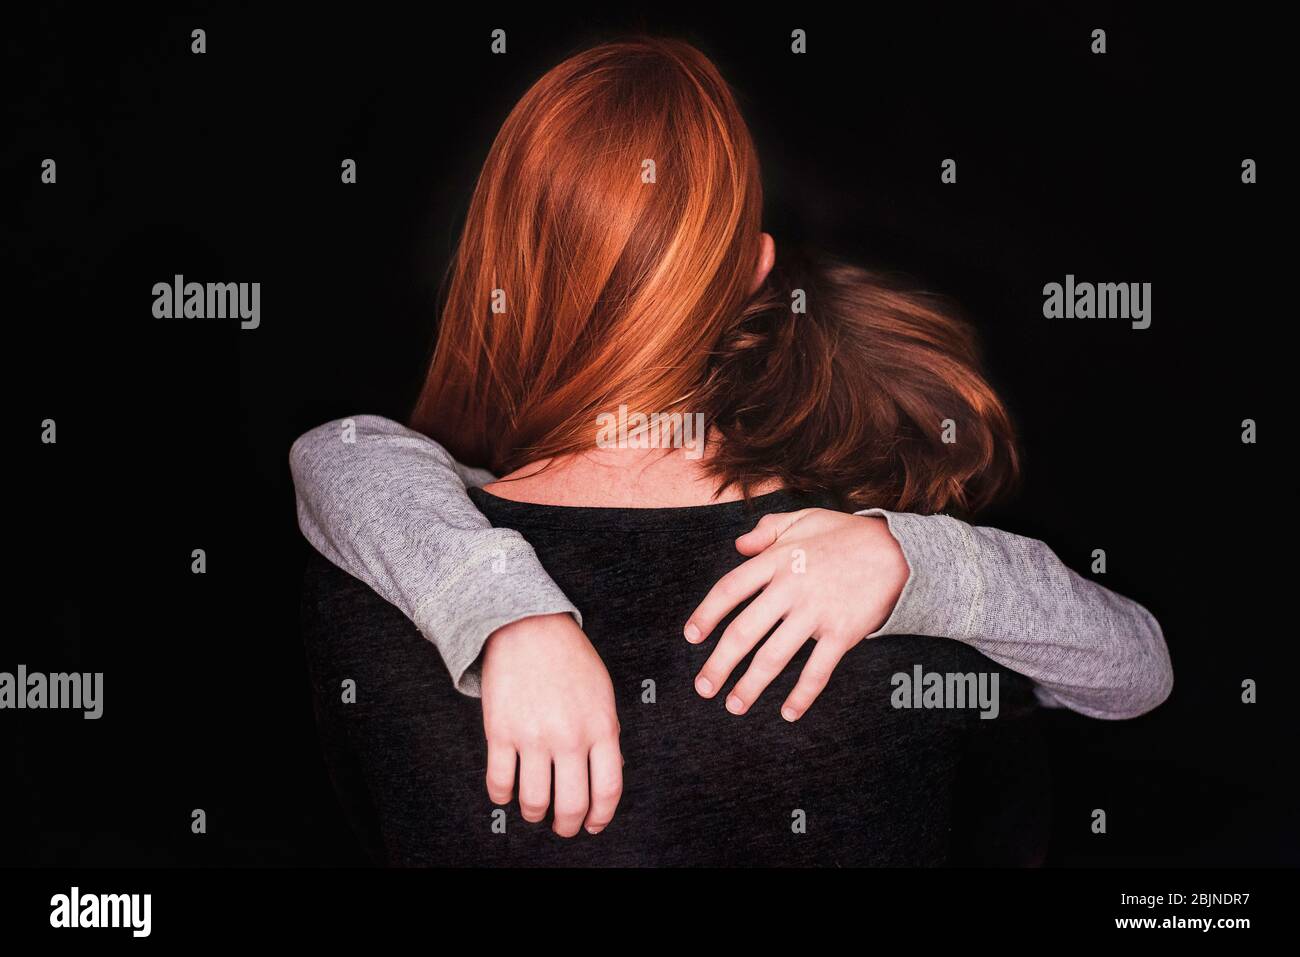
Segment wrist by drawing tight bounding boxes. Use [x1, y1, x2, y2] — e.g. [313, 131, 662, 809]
[853, 509, 915, 636]
[860, 513, 907, 573]
[487, 611, 571, 650]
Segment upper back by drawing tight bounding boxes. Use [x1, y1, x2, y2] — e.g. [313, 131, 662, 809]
[464, 485, 1045, 865]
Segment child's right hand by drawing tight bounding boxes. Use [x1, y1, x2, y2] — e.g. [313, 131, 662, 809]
[480, 613, 623, 837]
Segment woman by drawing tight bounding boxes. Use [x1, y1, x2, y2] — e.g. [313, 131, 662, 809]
[292, 37, 1171, 865]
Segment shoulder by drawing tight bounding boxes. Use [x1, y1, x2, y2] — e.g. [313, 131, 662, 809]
[300, 549, 412, 641]
[298, 548, 454, 688]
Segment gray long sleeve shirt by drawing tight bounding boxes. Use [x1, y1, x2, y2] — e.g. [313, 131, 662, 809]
[289, 414, 1173, 719]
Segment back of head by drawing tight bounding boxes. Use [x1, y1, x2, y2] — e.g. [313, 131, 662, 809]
[413, 36, 1018, 516]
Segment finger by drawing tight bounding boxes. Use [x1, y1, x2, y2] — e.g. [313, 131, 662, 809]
[485, 740, 517, 805]
[696, 585, 788, 699]
[684, 555, 776, 645]
[725, 614, 815, 715]
[517, 749, 552, 824]
[734, 509, 816, 556]
[550, 751, 590, 838]
[781, 638, 851, 721]
[584, 737, 624, 835]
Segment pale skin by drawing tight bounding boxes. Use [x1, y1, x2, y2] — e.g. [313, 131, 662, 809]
[479, 231, 909, 837]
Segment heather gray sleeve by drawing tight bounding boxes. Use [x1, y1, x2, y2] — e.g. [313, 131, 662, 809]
[290, 415, 1171, 719]
[288, 415, 582, 697]
[857, 508, 1173, 720]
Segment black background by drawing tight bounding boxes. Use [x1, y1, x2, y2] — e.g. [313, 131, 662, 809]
[4, 2, 1294, 868]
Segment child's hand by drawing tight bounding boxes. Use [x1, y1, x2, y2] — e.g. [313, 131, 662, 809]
[684, 509, 909, 721]
[481, 613, 623, 837]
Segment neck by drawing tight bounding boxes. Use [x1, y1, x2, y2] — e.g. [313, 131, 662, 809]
[483, 441, 782, 508]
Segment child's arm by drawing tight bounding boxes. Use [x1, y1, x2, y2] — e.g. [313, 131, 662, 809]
[288, 414, 581, 696]
[858, 508, 1172, 719]
[290, 414, 1170, 718]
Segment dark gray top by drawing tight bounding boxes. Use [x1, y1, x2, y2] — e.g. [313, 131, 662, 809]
[301, 486, 1048, 865]
[289, 415, 1174, 718]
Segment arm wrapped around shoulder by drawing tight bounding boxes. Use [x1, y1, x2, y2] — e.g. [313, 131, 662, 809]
[288, 414, 581, 695]
[859, 508, 1173, 720]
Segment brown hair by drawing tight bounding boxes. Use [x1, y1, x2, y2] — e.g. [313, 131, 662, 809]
[411, 36, 1018, 515]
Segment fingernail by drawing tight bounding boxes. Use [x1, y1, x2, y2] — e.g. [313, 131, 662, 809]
[684, 622, 700, 642]
[781, 707, 798, 722]
[726, 695, 744, 714]
[586, 825, 604, 835]
[695, 676, 713, 695]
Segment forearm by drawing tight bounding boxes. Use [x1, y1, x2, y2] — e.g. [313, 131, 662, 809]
[290, 416, 1173, 716]
[288, 414, 581, 696]
[858, 509, 1173, 719]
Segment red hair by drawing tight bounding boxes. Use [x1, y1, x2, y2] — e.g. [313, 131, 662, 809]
[411, 37, 1017, 515]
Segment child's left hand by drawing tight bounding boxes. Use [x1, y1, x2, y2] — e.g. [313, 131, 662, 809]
[684, 508, 910, 721]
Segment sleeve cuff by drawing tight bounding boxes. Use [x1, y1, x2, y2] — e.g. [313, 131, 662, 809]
[853, 508, 984, 641]
[412, 538, 583, 698]
[429, 600, 585, 697]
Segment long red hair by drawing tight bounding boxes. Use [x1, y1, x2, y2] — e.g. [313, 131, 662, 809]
[411, 36, 1017, 515]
